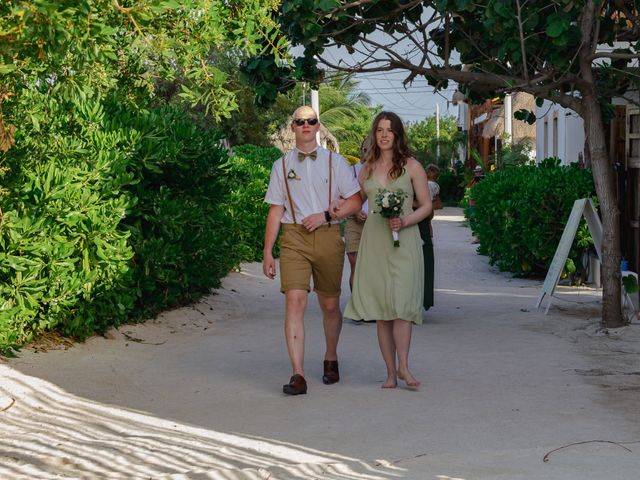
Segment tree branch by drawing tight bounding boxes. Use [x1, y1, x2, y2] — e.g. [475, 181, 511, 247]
[112, 0, 150, 46]
[516, 0, 530, 82]
[444, 13, 450, 68]
[330, 0, 423, 15]
[578, 1, 598, 88]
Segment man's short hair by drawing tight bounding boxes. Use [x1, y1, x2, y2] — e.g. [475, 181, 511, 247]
[292, 106, 318, 122]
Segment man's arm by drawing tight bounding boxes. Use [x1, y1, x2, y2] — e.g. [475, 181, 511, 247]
[263, 204, 284, 279]
[332, 192, 362, 220]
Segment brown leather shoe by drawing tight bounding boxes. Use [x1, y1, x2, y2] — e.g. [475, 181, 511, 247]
[283, 374, 307, 395]
[322, 360, 340, 385]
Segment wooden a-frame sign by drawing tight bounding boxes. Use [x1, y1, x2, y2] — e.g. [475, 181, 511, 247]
[536, 198, 602, 314]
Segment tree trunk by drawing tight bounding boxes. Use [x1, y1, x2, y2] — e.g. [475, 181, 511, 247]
[577, 2, 625, 328]
[582, 96, 625, 327]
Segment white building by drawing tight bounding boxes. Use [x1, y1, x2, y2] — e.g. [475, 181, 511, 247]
[535, 101, 585, 166]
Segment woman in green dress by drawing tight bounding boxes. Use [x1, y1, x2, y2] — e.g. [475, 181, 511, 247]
[344, 112, 432, 389]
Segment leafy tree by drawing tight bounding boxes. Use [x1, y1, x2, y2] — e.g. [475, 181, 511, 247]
[407, 115, 465, 167]
[497, 140, 535, 169]
[0, 0, 285, 133]
[227, 70, 372, 150]
[221, 71, 376, 154]
[315, 73, 376, 156]
[213, 50, 299, 146]
[263, 0, 640, 328]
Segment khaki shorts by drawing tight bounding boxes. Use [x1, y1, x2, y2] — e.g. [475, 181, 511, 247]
[280, 224, 345, 296]
[344, 217, 364, 254]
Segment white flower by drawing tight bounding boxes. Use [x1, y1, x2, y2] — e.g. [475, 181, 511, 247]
[287, 169, 300, 180]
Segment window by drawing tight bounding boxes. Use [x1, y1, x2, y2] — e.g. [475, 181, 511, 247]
[543, 119, 549, 158]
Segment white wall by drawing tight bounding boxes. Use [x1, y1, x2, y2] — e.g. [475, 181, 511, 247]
[536, 101, 585, 165]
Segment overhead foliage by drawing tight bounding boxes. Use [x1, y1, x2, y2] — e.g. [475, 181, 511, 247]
[0, 0, 286, 126]
[273, 0, 639, 111]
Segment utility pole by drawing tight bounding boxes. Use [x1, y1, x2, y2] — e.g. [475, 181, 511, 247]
[504, 94, 512, 144]
[311, 89, 321, 145]
[436, 103, 440, 164]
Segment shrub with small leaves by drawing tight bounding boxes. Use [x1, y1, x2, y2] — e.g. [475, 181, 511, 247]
[467, 160, 596, 276]
[219, 144, 282, 262]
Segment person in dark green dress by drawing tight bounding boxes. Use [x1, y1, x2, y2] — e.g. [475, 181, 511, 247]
[419, 164, 441, 310]
[418, 215, 434, 310]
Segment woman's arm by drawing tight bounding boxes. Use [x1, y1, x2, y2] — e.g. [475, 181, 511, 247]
[397, 159, 432, 228]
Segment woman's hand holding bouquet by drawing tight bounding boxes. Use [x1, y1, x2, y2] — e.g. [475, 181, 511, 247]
[374, 188, 407, 247]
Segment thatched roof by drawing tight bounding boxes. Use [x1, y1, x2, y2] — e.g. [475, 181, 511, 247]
[482, 108, 504, 138]
[481, 92, 536, 141]
[271, 123, 340, 153]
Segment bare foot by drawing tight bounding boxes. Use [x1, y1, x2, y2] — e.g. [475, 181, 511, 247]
[381, 375, 397, 389]
[398, 369, 420, 389]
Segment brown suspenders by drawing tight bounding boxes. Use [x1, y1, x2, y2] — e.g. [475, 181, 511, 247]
[282, 155, 298, 224]
[282, 151, 333, 225]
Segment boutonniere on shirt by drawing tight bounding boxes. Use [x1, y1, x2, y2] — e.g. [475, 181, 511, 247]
[287, 168, 301, 180]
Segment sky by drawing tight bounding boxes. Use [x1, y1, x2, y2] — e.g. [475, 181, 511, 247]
[351, 70, 457, 123]
[320, 22, 458, 124]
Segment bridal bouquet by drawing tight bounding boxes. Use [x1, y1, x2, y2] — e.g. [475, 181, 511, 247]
[374, 188, 407, 247]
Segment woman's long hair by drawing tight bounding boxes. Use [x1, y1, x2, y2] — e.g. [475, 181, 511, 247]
[364, 111, 413, 181]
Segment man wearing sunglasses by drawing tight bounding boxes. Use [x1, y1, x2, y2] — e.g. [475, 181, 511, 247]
[263, 106, 362, 395]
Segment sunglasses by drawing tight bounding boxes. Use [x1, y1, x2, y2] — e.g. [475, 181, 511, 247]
[293, 118, 319, 126]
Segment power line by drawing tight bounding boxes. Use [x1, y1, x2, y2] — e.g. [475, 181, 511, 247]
[355, 86, 456, 93]
[359, 77, 416, 112]
[320, 47, 458, 117]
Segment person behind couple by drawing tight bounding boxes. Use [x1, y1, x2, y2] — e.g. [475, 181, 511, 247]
[344, 137, 372, 292]
[419, 163, 442, 311]
[262, 106, 362, 396]
[426, 164, 441, 205]
[342, 111, 432, 389]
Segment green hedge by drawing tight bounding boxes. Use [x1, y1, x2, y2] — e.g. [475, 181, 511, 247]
[438, 165, 465, 203]
[111, 104, 240, 321]
[466, 159, 596, 276]
[219, 144, 282, 262]
[0, 94, 137, 348]
[0, 92, 277, 353]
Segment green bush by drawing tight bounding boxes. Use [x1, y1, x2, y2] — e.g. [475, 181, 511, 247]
[219, 144, 282, 262]
[438, 164, 465, 203]
[0, 87, 284, 353]
[109, 104, 240, 320]
[0, 94, 136, 348]
[467, 159, 596, 276]
[496, 140, 535, 168]
[0, 97, 228, 352]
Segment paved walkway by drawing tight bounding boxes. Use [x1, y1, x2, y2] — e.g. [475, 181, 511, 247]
[1, 207, 639, 479]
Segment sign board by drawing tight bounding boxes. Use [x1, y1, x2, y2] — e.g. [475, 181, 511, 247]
[536, 198, 602, 314]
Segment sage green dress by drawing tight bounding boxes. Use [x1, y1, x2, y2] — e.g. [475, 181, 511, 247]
[345, 171, 424, 324]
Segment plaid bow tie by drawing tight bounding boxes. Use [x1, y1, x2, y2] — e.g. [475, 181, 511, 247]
[298, 150, 317, 162]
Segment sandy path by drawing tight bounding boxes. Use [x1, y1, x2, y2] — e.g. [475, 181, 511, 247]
[2, 207, 639, 479]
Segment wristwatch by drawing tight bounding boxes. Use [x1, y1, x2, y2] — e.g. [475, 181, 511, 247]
[324, 210, 332, 223]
